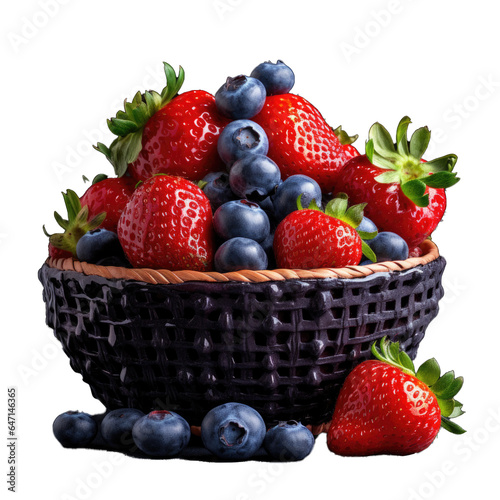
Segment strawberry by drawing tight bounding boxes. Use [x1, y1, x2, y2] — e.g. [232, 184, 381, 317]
[80, 175, 136, 233]
[273, 193, 376, 269]
[117, 174, 214, 270]
[335, 117, 459, 249]
[332, 125, 360, 161]
[95, 63, 229, 183]
[43, 189, 106, 257]
[327, 337, 465, 456]
[253, 94, 354, 192]
[48, 243, 72, 260]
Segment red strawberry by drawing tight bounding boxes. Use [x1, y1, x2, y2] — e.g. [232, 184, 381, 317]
[43, 189, 106, 257]
[95, 63, 229, 183]
[341, 143, 360, 161]
[332, 125, 360, 161]
[117, 175, 214, 270]
[80, 175, 136, 232]
[335, 117, 459, 249]
[253, 94, 352, 192]
[327, 337, 465, 456]
[48, 243, 72, 260]
[273, 193, 376, 269]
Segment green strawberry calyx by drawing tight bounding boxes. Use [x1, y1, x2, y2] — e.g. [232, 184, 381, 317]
[43, 189, 106, 257]
[371, 337, 466, 435]
[365, 116, 459, 207]
[297, 192, 378, 262]
[94, 62, 185, 178]
[332, 125, 358, 146]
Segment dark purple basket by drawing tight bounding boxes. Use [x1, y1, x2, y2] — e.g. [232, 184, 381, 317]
[38, 253, 445, 429]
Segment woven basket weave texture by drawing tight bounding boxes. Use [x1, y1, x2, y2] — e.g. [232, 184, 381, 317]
[38, 253, 446, 427]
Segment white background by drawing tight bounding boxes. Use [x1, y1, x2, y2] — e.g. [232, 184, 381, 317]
[2, 0, 499, 499]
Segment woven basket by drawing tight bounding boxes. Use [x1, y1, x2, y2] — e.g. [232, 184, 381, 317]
[38, 240, 445, 433]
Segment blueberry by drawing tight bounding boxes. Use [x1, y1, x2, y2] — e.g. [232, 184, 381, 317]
[356, 216, 378, 234]
[213, 200, 270, 242]
[76, 228, 124, 264]
[229, 154, 281, 200]
[250, 60, 295, 96]
[202, 171, 225, 183]
[264, 421, 315, 461]
[255, 195, 277, 224]
[94, 254, 132, 267]
[100, 408, 144, 450]
[217, 119, 269, 168]
[53, 411, 97, 448]
[215, 75, 266, 119]
[214, 237, 268, 272]
[367, 231, 409, 262]
[260, 231, 276, 269]
[201, 403, 266, 461]
[131, 410, 191, 457]
[202, 171, 237, 210]
[272, 174, 322, 222]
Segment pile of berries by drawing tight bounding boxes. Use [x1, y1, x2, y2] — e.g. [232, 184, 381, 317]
[52, 339, 465, 459]
[45, 61, 465, 458]
[53, 402, 315, 462]
[44, 60, 459, 274]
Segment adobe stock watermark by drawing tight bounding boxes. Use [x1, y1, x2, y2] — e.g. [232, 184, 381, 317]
[339, 0, 416, 64]
[427, 74, 500, 155]
[439, 274, 467, 313]
[17, 334, 62, 386]
[60, 455, 127, 500]
[50, 65, 167, 183]
[234, 461, 286, 500]
[406, 406, 500, 500]
[7, 0, 72, 54]
[212, 0, 245, 21]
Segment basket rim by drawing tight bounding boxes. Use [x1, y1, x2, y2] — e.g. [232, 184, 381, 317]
[44, 239, 440, 285]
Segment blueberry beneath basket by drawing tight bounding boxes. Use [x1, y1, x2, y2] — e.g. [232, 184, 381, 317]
[52, 403, 316, 462]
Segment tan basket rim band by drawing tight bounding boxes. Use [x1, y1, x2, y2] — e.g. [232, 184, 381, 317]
[45, 239, 439, 285]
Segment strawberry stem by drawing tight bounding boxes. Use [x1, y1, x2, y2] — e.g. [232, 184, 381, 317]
[297, 193, 378, 262]
[94, 62, 185, 177]
[371, 337, 466, 434]
[371, 337, 415, 376]
[43, 189, 106, 257]
[364, 116, 459, 207]
[331, 125, 358, 146]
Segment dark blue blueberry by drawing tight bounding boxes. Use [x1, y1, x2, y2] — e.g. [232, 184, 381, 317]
[250, 60, 295, 96]
[201, 171, 224, 183]
[201, 403, 266, 461]
[94, 254, 131, 268]
[217, 119, 269, 168]
[202, 171, 237, 211]
[229, 154, 281, 201]
[356, 216, 378, 234]
[213, 200, 270, 242]
[256, 195, 276, 216]
[264, 421, 315, 461]
[215, 75, 266, 119]
[367, 231, 409, 262]
[359, 258, 374, 265]
[100, 408, 144, 450]
[53, 411, 97, 448]
[272, 174, 322, 222]
[131, 410, 191, 457]
[76, 228, 123, 264]
[260, 231, 276, 269]
[214, 237, 268, 272]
